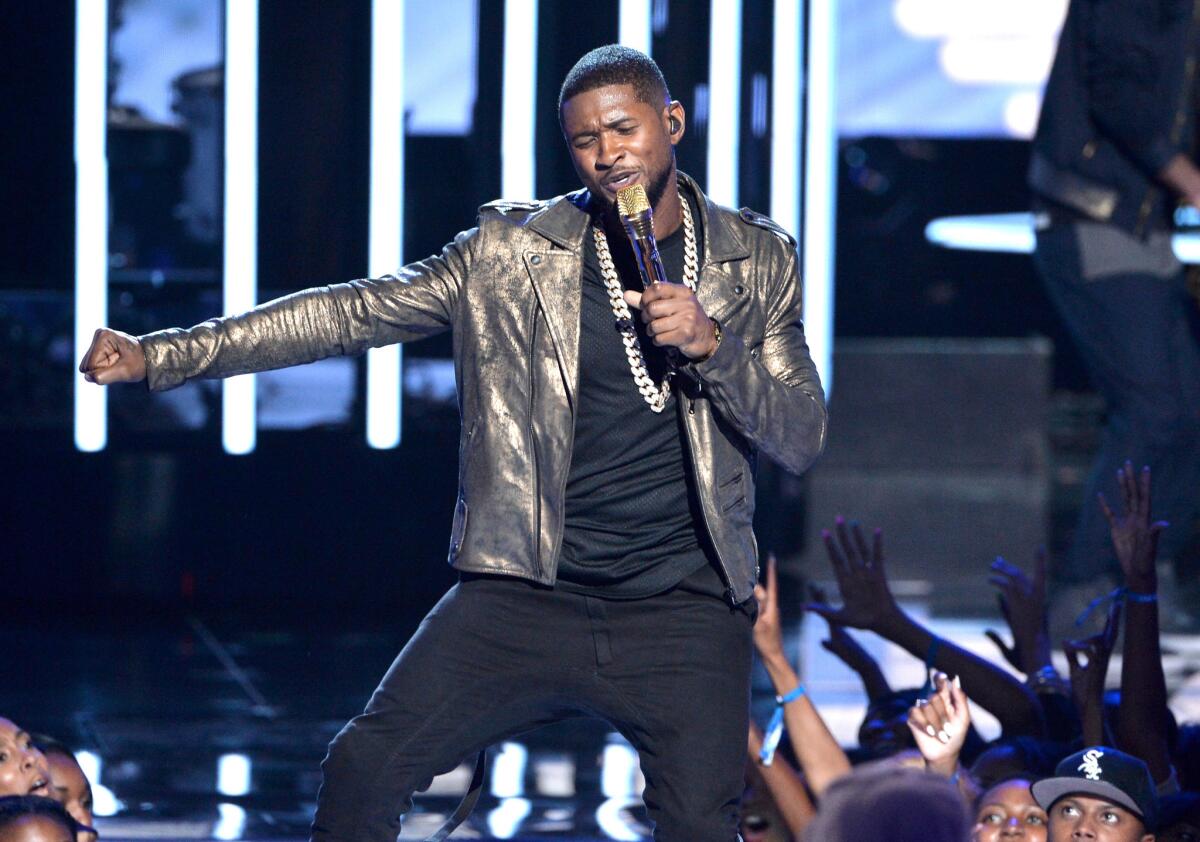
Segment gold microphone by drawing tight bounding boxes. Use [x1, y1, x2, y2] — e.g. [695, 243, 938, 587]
[616, 184, 670, 287]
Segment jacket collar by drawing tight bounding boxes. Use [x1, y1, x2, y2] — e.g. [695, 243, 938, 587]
[525, 171, 751, 266]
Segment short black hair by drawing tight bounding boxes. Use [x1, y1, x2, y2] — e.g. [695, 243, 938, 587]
[0, 795, 79, 836]
[558, 45, 670, 115]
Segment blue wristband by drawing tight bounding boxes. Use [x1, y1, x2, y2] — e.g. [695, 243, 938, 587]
[759, 685, 806, 766]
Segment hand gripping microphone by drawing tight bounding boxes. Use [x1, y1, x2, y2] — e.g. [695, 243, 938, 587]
[615, 183, 669, 287]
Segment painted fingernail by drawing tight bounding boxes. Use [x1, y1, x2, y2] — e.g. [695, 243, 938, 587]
[943, 724, 958, 738]
[952, 675, 961, 688]
[938, 731, 950, 743]
[925, 725, 937, 738]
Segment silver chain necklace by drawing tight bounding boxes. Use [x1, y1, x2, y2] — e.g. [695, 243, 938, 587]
[591, 194, 698, 413]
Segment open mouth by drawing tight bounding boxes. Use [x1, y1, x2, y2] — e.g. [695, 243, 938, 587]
[603, 171, 639, 191]
[29, 776, 50, 796]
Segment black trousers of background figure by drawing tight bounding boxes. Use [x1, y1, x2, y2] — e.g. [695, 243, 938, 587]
[1034, 224, 1200, 587]
[309, 572, 754, 842]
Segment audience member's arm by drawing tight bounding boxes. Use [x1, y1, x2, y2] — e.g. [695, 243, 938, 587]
[907, 672, 979, 803]
[1103, 462, 1173, 785]
[753, 554, 853, 797]
[810, 583, 893, 704]
[984, 549, 1056, 677]
[1063, 600, 1121, 748]
[747, 722, 816, 836]
[808, 520, 1045, 737]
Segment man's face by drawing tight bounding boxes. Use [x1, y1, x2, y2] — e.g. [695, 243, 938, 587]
[1047, 795, 1152, 842]
[560, 83, 682, 211]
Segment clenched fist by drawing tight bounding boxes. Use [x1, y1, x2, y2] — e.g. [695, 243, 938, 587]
[78, 328, 147, 385]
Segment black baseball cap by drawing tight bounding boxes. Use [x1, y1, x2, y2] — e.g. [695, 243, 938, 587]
[1031, 746, 1158, 830]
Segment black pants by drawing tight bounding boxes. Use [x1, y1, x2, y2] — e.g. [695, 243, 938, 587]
[310, 571, 754, 842]
[1034, 224, 1200, 583]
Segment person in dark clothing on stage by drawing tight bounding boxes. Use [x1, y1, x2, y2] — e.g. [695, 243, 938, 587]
[1029, 0, 1200, 619]
[78, 45, 827, 842]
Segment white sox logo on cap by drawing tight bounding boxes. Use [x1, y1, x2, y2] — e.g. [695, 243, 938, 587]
[1078, 749, 1104, 781]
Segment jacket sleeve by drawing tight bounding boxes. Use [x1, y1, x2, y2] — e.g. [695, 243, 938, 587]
[1085, 1, 1191, 177]
[689, 245, 828, 476]
[140, 227, 474, 391]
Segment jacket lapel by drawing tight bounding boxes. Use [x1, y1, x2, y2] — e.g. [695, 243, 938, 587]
[681, 173, 751, 325]
[524, 195, 590, 405]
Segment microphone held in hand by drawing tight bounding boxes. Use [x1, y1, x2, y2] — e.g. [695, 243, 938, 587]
[616, 184, 669, 287]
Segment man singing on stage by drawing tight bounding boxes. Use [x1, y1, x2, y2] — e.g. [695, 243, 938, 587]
[80, 46, 826, 842]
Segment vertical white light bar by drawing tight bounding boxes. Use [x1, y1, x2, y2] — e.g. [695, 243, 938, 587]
[74, 0, 109, 452]
[501, 0, 538, 199]
[222, 0, 259, 455]
[367, 0, 404, 449]
[803, 0, 837, 391]
[706, 0, 742, 206]
[618, 0, 653, 55]
[770, 0, 801, 237]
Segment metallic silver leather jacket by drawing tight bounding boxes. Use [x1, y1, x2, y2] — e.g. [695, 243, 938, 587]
[140, 173, 827, 603]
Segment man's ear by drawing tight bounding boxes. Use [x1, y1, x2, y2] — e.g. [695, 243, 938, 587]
[665, 100, 685, 144]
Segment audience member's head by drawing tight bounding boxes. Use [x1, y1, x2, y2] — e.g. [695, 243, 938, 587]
[972, 737, 1070, 791]
[0, 796, 77, 842]
[739, 773, 793, 842]
[29, 740, 91, 831]
[1031, 747, 1157, 842]
[1157, 792, 1200, 842]
[972, 777, 1048, 841]
[0, 722, 50, 799]
[857, 689, 920, 758]
[801, 764, 970, 842]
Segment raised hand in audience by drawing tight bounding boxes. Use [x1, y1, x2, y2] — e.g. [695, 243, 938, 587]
[1103, 462, 1174, 786]
[907, 672, 971, 781]
[1062, 598, 1121, 748]
[808, 518, 1045, 738]
[984, 548, 1055, 678]
[1100, 462, 1169, 593]
[752, 553, 852, 797]
[810, 583, 892, 704]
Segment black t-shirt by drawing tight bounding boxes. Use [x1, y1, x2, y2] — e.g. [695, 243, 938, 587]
[555, 192, 718, 599]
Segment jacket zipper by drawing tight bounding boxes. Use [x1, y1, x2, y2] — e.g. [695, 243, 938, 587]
[527, 301, 543, 580]
[679, 368, 740, 605]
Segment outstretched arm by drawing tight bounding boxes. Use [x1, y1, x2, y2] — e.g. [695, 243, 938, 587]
[1063, 599, 1121, 749]
[983, 548, 1055, 678]
[808, 520, 1045, 738]
[810, 583, 892, 704]
[80, 228, 473, 392]
[1105, 462, 1173, 785]
[752, 554, 852, 797]
[747, 723, 815, 836]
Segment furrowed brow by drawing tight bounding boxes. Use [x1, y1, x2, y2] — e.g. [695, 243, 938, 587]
[603, 116, 637, 129]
